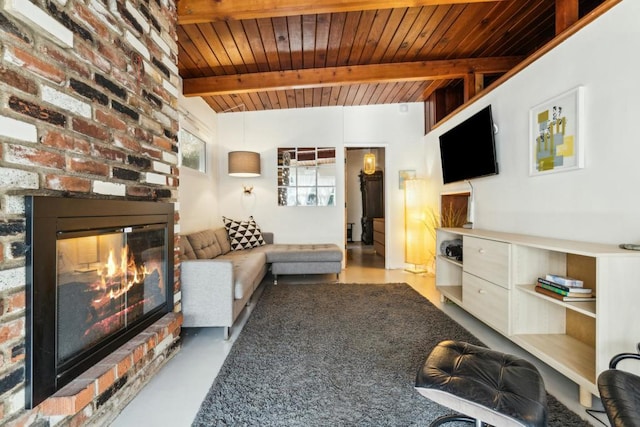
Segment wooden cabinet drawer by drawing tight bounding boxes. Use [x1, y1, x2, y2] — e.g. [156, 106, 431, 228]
[373, 241, 385, 257]
[463, 236, 510, 288]
[373, 218, 384, 257]
[463, 272, 509, 334]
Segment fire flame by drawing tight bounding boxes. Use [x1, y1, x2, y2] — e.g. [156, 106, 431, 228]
[93, 245, 151, 304]
[106, 249, 117, 277]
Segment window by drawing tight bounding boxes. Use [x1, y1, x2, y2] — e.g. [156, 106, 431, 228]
[179, 128, 206, 172]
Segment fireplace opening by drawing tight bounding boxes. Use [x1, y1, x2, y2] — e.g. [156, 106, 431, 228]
[56, 226, 167, 367]
[25, 197, 174, 409]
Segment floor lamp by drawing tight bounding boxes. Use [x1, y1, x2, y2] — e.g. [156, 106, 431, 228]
[404, 179, 429, 273]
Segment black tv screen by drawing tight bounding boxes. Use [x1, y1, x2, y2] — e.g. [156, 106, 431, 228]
[439, 105, 499, 184]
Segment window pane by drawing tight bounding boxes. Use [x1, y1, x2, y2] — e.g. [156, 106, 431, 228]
[179, 129, 206, 172]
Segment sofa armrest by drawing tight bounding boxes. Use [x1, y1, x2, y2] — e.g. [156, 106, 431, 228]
[180, 259, 234, 327]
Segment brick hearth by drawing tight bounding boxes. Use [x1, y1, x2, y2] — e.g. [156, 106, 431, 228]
[0, 0, 183, 425]
[16, 313, 182, 426]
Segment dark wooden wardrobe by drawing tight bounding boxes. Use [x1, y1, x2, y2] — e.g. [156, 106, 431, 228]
[359, 170, 384, 245]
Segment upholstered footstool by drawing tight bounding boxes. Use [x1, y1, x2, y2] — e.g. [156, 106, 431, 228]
[415, 340, 547, 427]
[266, 244, 343, 284]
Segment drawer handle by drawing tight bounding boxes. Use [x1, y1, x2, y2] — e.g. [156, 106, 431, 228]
[478, 248, 485, 254]
[478, 289, 487, 294]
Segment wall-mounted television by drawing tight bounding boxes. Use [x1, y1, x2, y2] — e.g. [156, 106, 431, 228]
[439, 105, 499, 184]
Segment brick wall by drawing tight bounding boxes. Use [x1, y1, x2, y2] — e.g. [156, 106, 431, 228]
[0, 0, 181, 424]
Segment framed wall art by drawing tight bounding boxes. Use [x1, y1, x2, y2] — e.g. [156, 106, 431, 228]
[398, 169, 416, 190]
[529, 86, 584, 176]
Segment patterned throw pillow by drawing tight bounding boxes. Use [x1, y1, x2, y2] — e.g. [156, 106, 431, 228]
[223, 216, 266, 251]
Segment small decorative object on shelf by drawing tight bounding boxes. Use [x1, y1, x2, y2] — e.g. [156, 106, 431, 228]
[440, 239, 463, 261]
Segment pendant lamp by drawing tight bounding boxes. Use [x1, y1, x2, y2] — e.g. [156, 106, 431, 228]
[363, 152, 376, 175]
[228, 151, 261, 177]
[226, 104, 261, 178]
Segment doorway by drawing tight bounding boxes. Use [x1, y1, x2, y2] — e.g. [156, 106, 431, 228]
[345, 147, 386, 269]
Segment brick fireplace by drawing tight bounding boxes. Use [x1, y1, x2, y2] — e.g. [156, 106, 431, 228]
[0, 0, 182, 425]
[26, 197, 175, 409]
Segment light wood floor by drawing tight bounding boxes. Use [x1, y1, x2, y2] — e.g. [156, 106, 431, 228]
[112, 244, 607, 426]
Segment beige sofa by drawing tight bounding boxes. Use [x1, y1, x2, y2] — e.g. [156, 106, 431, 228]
[179, 227, 342, 339]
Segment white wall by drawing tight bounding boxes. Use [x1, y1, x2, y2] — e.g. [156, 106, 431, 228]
[217, 104, 425, 268]
[424, 1, 640, 245]
[177, 95, 220, 234]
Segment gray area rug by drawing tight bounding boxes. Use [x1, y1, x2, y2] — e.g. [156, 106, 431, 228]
[193, 282, 589, 426]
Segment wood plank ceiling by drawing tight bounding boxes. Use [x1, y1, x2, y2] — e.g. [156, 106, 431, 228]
[177, 0, 604, 113]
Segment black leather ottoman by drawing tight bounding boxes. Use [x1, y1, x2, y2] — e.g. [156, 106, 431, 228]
[415, 340, 547, 427]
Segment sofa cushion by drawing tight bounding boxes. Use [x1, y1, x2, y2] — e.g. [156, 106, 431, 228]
[180, 236, 196, 260]
[214, 227, 231, 254]
[187, 229, 222, 259]
[223, 216, 266, 251]
[219, 251, 267, 299]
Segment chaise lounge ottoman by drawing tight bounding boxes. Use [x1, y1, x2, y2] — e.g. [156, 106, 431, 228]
[415, 340, 547, 426]
[266, 243, 343, 284]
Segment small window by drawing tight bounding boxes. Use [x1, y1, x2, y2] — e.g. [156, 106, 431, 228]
[179, 128, 206, 173]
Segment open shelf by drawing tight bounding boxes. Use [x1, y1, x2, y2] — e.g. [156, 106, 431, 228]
[511, 333, 596, 392]
[517, 285, 596, 318]
[435, 230, 464, 308]
[437, 254, 463, 268]
[436, 285, 462, 306]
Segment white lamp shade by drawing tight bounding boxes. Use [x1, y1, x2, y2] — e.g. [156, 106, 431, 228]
[228, 151, 261, 177]
[404, 179, 429, 266]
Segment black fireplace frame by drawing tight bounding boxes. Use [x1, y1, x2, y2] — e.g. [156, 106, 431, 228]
[25, 196, 174, 409]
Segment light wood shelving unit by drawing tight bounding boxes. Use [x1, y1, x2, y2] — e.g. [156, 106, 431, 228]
[435, 228, 640, 406]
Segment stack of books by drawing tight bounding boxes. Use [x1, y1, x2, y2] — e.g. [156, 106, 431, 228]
[534, 275, 595, 301]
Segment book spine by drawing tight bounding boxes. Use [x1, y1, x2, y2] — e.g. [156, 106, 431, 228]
[535, 285, 594, 301]
[539, 277, 592, 294]
[538, 281, 569, 296]
[537, 277, 570, 292]
[535, 286, 566, 301]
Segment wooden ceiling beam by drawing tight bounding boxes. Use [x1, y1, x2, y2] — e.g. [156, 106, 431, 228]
[178, 0, 511, 25]
[463, 74, 476, 101]
[421, 79, 448, 101]
[556, 0, 579, 34]
[183, 56, 523, 97]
